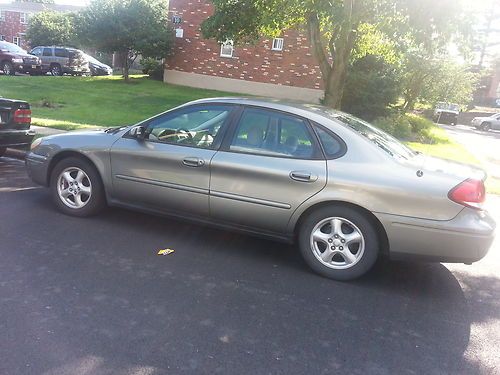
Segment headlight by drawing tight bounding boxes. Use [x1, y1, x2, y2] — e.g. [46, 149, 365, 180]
[30, 137, 43, 150]
[12, 58, 23, 63]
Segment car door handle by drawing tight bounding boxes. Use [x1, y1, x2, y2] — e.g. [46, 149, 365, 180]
[182, 157, 205, 167]
[290, 171, 317, 182]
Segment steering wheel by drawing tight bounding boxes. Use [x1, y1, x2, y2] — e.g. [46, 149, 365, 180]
[176, 128, 194, 143]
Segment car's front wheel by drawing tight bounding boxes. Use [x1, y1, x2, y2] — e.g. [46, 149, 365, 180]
[481, 122, 491, 131]
[298, 205, 379, 281]
[50, 157, 106, 217]
[1, 61, 15, 76]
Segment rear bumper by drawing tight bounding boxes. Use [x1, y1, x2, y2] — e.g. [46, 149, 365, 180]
[375, 208, 496, 263]
[0, 129, 35, 148]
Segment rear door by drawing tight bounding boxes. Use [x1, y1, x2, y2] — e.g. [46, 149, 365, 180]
[41, 47, 53, 70]
[209, 107, 327, 233]
[110, 104, 236, 217]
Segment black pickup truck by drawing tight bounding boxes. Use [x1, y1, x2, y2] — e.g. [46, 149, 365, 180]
[0, 98, 35, 157]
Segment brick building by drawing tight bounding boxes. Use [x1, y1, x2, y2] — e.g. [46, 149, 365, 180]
[0, 1, 80, 50]
[165, 0, 324, 102]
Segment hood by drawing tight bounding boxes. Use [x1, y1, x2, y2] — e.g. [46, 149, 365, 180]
[407, 154, 486, 181]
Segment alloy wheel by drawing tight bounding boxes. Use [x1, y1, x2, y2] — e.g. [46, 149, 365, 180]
[56, 167, 92, 209]
[310, 217, 365, 270]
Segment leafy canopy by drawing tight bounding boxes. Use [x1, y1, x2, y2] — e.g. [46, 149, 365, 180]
[26, 11, 76, 47]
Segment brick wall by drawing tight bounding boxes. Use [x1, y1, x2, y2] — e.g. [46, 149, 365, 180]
[0, 10, 29, 50]
[166, 0, 324, 91]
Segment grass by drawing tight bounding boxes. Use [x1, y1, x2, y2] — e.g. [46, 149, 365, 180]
[0, 74, 236, 130]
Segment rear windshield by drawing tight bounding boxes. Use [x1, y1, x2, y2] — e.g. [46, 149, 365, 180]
[0, 41, 26, 54]
[321, 110, 416, 160]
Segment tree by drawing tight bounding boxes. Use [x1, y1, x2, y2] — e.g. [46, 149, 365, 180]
[341, 55, 401, 121]
[201, 0, 465, 109]
[26, 11, 75, 47]
[15, 0, 55, 3]
[76, 0, 174, 81]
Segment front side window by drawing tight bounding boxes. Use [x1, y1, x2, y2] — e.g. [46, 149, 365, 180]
[229, 108, 316, 159]
[31, 47, 42, 56]
[144, 105, 232, 149]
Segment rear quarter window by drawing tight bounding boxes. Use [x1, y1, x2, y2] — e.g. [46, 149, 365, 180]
[313, 125, 346, 159]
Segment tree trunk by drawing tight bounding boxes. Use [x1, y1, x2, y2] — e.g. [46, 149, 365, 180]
[122, 52, 129, 82]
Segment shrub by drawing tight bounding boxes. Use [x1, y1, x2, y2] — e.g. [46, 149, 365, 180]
[406, 113, 433, 134]
[140, 57, 164, 80]
[373, 114, 412, 140]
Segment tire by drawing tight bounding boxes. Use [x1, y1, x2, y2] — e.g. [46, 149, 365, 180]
[298, 205, 379, 281]
[50, 64, 62, 76]
[481, 122, 491, 132]
[50, 157, 106, 217]
[1, 61, 15, 76]
[0, 147, 6, 157]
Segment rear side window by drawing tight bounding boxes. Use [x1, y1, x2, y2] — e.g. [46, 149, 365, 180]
[43, 48, 52, 56]
[313, 125, 346, 159]
[229, 108, 318, 159]
[54, 48, 69, 57]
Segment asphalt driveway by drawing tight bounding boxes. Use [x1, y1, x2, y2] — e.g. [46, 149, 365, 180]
[0, 156, 499, 375]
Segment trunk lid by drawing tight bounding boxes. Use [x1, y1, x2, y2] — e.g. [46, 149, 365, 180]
[0, 98, 31, 130]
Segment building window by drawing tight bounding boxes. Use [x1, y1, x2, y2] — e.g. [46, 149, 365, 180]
[272, 38, 284, 51]
[20, 12, 28, 24]
[0, 11, 5, 22]
[0, 35, 5, 41]
[13, 36, 20, 46]
[220, 40, 234, 58]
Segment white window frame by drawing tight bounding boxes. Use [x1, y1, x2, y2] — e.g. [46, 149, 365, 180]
[20, 12, 28, 24]
[0, 11, 5, 22]
[220, 39, 234, 58]
[272, 38, 284, 51]
[13, 36, 20, 46]
[0, 35, 5, 41]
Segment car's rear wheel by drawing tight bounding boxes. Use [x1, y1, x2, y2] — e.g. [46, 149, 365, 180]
[50, 157, 106, 216]
[50, 64, 62, 76]
[1, 61, 15, 76]
[298, 205, 379, 281]
[0, 147, 6, 157]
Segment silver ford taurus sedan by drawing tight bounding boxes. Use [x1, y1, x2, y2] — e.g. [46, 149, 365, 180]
[26, 98, 496, 280]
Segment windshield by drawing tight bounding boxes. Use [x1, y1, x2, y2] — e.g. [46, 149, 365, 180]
[0, 42, 26, 54]
[322, 110, 416, 160]
[84, 54, 101, 64]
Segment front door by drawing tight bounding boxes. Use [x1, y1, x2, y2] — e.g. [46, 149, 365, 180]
[209, 107, 327, 233]
[110, 104, 235, 218]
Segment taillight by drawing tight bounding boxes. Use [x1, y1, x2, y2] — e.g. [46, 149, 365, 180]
[448, 178, 485, 210]
[14, 109, 31, 124]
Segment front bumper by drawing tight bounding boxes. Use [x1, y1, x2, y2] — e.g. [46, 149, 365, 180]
[0, 129, 35, 148]
[375, 208, 496, 263]
[14, 62, 42, 74]
[25, 152, 50, 186]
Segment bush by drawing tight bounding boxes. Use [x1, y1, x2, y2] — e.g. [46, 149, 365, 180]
[373, 114, 412, 140]
[140, 57, 164, 80]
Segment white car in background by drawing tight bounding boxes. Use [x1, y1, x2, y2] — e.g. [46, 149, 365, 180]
[471, 113, 500, 131]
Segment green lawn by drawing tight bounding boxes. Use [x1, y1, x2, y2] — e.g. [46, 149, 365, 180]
[0, 74, 235, 130]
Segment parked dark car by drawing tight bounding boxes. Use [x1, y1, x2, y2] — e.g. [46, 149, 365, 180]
[30, 46, 90, 76]
[0, 98, 35, 157]
[433, 102, 460, 125]
[84, 54, 112, 76]
[0, 41, 42, 76]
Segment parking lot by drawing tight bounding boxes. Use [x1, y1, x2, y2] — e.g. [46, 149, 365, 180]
[0, 156, 499, 375]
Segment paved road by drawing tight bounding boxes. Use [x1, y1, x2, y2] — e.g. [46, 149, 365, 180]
[0, 157, 499, 375]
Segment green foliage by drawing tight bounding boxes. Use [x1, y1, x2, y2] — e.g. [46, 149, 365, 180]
[76, 0, 174, 80]
[373, 114, 412, 140]
[201, 0, 467, 109]
[372, 113, 442, 143]
[15, 0, 55, 3]
[140, 57, 164, 80]
[26, 11, 75, 47]
[341, 55, 401, 121]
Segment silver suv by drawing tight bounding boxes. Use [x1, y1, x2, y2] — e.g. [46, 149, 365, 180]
[30, 46, 90, 76]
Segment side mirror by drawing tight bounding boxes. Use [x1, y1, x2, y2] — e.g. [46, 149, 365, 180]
[129, 125, 145, 139]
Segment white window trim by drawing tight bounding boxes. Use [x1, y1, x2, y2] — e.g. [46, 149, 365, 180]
[0, 35, 5, 41]
[13, 36, 20, 46]
[20, 12, 28, 24]
[272, 38, 284, 51]
[220, 39, 234, 58]
[0, 11, 5, 22]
